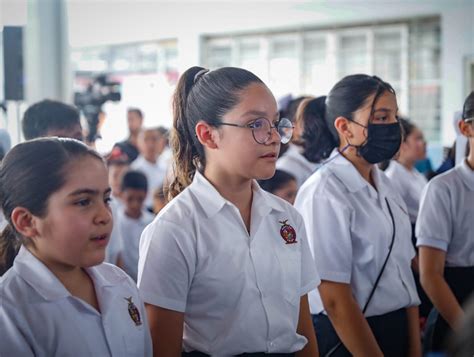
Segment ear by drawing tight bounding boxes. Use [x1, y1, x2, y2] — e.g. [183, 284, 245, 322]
[10, 207, 39, 239]
[195, 121, 218, 149]
[459, 120, 474, 138]
[334, 116, 353, 139]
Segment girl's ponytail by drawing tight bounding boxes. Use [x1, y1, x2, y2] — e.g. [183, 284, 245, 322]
[168, 66, 207, 199]
[297, 96, 338, 162]
[0, 224, 19, 276]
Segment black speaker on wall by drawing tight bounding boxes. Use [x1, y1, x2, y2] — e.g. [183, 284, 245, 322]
[3, 26, 24, 101]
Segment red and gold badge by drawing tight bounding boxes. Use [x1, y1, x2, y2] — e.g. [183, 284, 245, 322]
[279, 220, 297, 244]
[125, 297, 142, 326]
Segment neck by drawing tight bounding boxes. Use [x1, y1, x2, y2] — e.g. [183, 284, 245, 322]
[29, 248, 87, 293]
[396, 155, 415, 171]
[144, 155, 157, 164]
[339, 144, 375, 186]
[129, 134, 138, 146]
[204, 165, 253, 208]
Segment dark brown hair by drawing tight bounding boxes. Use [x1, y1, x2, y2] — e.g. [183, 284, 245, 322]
[168, 66, 263, 199]
[0, 138, 103, 275]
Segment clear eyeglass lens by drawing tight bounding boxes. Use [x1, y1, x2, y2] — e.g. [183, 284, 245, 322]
[278, 118, 293, 144]
[252, 117, 294, 144]
[253, 118, 271, 144]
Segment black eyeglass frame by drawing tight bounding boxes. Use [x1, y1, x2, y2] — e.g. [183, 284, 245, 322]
[213, 117, 294, 145]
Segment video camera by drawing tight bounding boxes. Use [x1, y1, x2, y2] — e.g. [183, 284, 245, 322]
[74, 74, 121, 143]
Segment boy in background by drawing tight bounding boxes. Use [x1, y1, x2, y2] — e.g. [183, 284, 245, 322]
[117, 170, 154, 281]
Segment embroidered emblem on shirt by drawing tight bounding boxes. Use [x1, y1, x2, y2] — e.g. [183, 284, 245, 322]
[279, 220, 297, 244]
[125, 297, 142, 326]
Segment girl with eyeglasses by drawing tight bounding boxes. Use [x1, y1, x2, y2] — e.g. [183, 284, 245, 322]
[416, 91, 474, 353]
[137, 66, 320, 356]
[294, 75, 421, 357]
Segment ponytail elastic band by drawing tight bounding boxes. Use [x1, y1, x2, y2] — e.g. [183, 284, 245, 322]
[194, 69, 209, 84]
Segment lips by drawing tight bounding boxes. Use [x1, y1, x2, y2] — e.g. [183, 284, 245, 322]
[91, 234, 107, 241]
[260, 152, 277, 158]
[90, 234, 109, 246]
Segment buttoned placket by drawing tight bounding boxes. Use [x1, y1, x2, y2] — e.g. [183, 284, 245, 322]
[226, 195, 281, 352]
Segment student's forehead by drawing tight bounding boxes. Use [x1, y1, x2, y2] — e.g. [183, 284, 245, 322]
[233, 84, 278, 117]
[63, 158, 108, 186]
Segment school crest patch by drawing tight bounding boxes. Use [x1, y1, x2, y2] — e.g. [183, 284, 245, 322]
[125, 297, 142, 326]
[279, 220, 297, 244]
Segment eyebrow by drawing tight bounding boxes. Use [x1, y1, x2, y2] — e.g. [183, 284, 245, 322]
[68, 187, 112, 197]
[373, 108, 399, 113]
[242, 110, 279, 118]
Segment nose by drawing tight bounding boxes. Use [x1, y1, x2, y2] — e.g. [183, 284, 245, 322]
[95, 201, 112, 226]
[266, 123, 281, 145]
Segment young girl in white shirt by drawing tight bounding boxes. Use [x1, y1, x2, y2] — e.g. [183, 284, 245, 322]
[417, 91, 474, 352]
[138, 66, 320, 356]
[0, 138, 152, 357]
[294, 76, 421, 357]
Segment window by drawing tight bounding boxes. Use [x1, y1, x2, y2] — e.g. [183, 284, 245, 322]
[203, 18, 441, 142]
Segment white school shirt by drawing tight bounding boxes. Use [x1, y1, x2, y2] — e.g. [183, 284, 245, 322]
[131, 155, 167, 208]
[295, 150, 420, 317]
[0, 246, 152, 357]
[276, 144, 320, 188]
[416, 160, 474, 267]
[118, 209, 155, 281]
[385, 160, 428, 224]
[138, 171, 320, 355]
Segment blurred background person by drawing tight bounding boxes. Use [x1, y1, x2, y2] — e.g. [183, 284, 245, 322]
[130, 127, 168, 211]
[276, 96, 320, 188]
[258, 169, 298, 205]
[113, 107, 143, 163]
[22, 99, 83, 141]
[116, 170, 154, 282]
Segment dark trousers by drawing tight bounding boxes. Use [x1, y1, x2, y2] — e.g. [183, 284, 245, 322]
[312, 308, 408, 357]
[430, 266, 474, 352]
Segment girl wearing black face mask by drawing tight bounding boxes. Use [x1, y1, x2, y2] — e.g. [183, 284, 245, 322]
[294, 74, 422, 357]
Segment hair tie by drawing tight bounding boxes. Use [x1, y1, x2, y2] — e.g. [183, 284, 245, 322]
[194, 69, 209, 84]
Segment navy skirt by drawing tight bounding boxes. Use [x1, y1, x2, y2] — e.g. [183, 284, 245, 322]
[312, 308, 408, 357]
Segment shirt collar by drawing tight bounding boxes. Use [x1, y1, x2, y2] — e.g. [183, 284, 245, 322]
[14, 246, 127, 302]
[456, 159, 474, 191]
[189, 171, 285, 219]
[327, 149, 370, 193]
[327, 149, 392, 200]
[14, 246, 71, 301]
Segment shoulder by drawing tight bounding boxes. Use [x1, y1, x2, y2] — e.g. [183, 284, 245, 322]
[298, 162, 351, 205]
[424, 168, 459, 196]
[156, 187, 198, 224]
[0, 268, 31, 310]
[93, 263, 138, 290]
[140, 188, 199, 244]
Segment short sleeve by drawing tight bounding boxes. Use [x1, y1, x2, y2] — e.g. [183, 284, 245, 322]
[295, 214, 320, 295]
[416, 180, 452, 251]
[296, 194, 353, 284]
[137, 218, 196, 312]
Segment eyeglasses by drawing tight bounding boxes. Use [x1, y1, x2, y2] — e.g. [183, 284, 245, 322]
[216, 117, 294, 145]
[464, 117, 474, 123]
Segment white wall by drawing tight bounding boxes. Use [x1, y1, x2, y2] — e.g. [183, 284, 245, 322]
[67, 0, 474, 146]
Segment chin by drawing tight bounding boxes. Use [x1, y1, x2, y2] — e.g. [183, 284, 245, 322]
[254, 166, 276, 180]
[82, 253, 106, 268]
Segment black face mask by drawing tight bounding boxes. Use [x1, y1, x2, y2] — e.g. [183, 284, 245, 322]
[350, 121, 402, 164]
